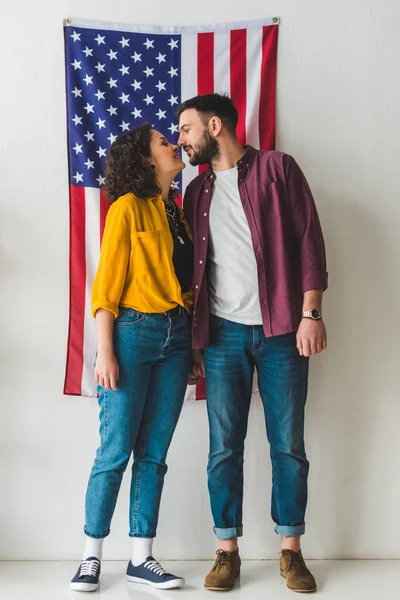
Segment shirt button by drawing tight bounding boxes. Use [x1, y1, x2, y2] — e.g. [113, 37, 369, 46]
[199, 260, 203, 264]
[195, 285, 199, 289]
[202, 237, 206, 241]
[205, 189, 209, 193]
[203, 212, 207, 216]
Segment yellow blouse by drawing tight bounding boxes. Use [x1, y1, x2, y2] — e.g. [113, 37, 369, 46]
[91, 192, 193, 319]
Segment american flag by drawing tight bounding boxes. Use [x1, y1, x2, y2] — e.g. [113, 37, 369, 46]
[63, 17, 279, 400]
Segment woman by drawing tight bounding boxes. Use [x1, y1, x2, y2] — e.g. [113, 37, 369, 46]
[70, 124, 194, 592]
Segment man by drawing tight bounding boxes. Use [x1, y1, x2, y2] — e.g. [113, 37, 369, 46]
[177, 93, 328, 594]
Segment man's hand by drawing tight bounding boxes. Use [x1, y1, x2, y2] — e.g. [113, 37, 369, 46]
[296, 319, 327, 357]
[188, 349, 205, 384]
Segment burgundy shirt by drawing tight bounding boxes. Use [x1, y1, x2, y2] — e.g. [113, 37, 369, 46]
[183, 146, 328, 349]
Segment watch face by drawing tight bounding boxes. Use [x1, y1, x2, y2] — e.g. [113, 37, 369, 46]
[311, 309, 321, 319]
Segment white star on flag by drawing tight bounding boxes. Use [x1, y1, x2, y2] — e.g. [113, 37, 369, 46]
[84, 131, 95, 142]
[155, 53, 166, 64]
[168, 94, 179, 106]
[131, 80, 142, 90]
[119, 93, 130, 104]
[168, 123, 179, 134]
[155, 81, 166, 92]
[107, 49, 118, 61]
[95, 34, 105, 45]
[73, 171, 83, 183]
[73, 143, 83, 154]
[71, 87, 82, 98]
[83, 74, 93, 86]
[71, 59, 82, 70]
[143, 38, 154, 49]
[107, 133, 118, 144]
[94, 90, 105, 101]
[131, 108, 142, 119]
[119, 121, 130, 131]
[144, 66, 154, 77]
[131, 52, 142, 62]
[70, 31, 81, 42]
[144, 94, 154, 105]
[96, 118, 106, 129]
[95, 63, 105, 73]
[119, 37, 130, 47]
[83, 47, 93, 57]
[72, 114, 83, 126]
[119, 65, 130, 76]
[96, 146, 107, 157]
[168, 39, 179, 49]
[156, 109, 166, 120]
[107, 105, 118, 116]
[84, 158, 95, 169]
[84, 103, 94, 114]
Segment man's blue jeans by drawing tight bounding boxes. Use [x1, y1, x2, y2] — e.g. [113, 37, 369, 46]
[204, 315, 310, 540]
[84, 308, 192, 539]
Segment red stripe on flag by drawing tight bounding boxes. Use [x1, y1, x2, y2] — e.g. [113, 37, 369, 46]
[259, 25, 279, 150]
[64, 185, 86, 395]
[196, 377, 206, 401]
[230, 29, 247, 146]
[100, 189, 109, 243]
[197, 32, 214, 174]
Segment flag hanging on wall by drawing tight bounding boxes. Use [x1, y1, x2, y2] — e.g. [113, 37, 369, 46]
[63, 16, 279, 399]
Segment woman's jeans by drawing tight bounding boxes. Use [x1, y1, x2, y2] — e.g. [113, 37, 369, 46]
[84, 308, 192, 539]
[204, 316, 310, 540]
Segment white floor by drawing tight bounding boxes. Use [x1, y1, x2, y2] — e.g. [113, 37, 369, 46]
[0, 560, 399, 599]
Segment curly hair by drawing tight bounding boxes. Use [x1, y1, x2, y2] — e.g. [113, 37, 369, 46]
[104, 123, 161, 203]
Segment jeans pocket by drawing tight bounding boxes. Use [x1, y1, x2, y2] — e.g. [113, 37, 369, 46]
[210, 314, 224, 329]
[115, 308, 147, 327]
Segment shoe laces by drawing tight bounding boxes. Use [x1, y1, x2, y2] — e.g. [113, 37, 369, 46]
[144, 559, 166, 576]
[282, 549, 306, 571]
[215, 549, 233, 571]
[79, 558, 100, 578]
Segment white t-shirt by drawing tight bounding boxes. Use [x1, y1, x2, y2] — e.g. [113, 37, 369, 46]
[207, 166, 263, 325]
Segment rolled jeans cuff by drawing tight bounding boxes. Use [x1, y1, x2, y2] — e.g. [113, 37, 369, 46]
[275, 524, 305, 537]
[214, 526, 243, 540]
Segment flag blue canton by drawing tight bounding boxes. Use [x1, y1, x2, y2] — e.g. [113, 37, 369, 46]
[64, 26, 182, 190]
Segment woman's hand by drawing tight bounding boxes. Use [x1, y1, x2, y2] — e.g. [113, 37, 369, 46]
[95, 351, 120, 390]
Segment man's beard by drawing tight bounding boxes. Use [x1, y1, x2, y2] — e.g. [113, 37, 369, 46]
[189, 129, 220, 166]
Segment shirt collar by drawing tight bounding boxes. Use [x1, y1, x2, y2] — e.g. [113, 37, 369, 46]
[204, 145, 257, 180]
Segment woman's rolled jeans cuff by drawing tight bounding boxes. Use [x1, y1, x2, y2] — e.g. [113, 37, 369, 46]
[84, 527, 110, 539]
[214, 526, 243, 540]
[275, 524, 305, 537]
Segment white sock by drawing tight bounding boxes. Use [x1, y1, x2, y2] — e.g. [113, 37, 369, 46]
[131, 537, 154, 566]
[82, 536, 104, 560]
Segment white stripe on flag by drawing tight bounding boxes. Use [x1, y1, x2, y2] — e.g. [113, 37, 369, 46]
[82, 187, 100, 397]
[245, 26, 263, 149]
[214, 31, 231, 97]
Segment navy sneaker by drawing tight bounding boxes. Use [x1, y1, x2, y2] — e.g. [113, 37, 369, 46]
[126, 556, 185, 589]
[70, 556, 101, 592]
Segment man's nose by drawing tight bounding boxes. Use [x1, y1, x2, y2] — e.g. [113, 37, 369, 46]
[177, 134, 184, 147]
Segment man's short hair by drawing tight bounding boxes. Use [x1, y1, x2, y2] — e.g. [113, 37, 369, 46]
[176, 93, 238, 134]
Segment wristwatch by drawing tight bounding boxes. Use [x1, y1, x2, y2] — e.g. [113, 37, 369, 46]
[302, 309, 322, 321]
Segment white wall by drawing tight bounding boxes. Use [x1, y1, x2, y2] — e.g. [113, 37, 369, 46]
[1, 0, 399, 560]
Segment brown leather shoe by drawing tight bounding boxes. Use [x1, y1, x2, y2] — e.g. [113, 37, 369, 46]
[204, 549, 241, 591]
[280, 549, 317, 593]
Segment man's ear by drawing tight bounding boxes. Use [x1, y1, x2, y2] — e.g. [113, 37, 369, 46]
[209, 116, 222, 137]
